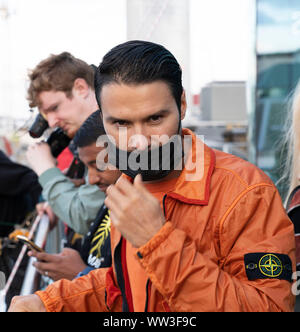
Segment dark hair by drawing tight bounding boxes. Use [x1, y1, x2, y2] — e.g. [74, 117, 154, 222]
[73, 110, 105, 148]
[94, 40, 183, 112]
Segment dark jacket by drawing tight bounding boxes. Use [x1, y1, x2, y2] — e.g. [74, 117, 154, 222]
[0, 150, 42, 236]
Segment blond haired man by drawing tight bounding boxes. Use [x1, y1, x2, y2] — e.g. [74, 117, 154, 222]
[26, 52, 104, 235]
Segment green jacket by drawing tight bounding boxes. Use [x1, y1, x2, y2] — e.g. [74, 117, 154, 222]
[39, 167, 104, 235]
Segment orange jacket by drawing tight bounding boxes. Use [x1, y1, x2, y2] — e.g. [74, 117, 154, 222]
[36, 129, 296, 312]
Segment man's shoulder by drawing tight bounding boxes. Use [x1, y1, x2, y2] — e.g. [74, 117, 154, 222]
[212, 148, 274, 189]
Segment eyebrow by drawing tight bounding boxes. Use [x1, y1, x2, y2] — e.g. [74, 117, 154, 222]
[105, 109, 171, 123]
[42, 102, 59, 114]
[87, 160, 97, 166]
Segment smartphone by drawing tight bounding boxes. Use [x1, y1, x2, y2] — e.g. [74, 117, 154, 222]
[16, 235, 44, 253]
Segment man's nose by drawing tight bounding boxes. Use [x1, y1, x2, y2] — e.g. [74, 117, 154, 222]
[46, 113, 59, 128]
[128, 125, 149, 151]
[89, 172, 100, 185]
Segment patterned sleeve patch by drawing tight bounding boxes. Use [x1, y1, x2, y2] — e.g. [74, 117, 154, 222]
[244, 253, 293, 282]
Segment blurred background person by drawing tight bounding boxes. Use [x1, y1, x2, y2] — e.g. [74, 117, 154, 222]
[25, 52, 105, 243]
[0, 149, 41, 237]
[0, 149, 42, 306]
[283, 81, 300, 281]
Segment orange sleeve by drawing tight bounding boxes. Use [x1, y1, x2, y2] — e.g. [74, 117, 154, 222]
[35, 268, 110, 312]
[137, 184, 296, 312]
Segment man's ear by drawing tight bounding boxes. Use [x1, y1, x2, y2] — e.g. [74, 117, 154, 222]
[73, 78, 90, 98]
[180, 90, 187, 121]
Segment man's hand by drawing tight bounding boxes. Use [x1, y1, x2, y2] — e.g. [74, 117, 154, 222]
[26, 142, 56, 176]
[104, 174, 165, 248]
[29, 248, 87, 281]
[8, 294, 46, 312]
[36, 202, 58, 230]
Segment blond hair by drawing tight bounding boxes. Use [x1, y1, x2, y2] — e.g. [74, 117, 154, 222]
[280, 80, 300, 204]
[27, 52, 94, 108]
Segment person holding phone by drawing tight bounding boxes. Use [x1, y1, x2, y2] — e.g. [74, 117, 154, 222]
[25, 111, 121, 281]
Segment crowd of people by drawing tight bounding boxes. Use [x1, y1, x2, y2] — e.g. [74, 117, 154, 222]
[0, 40, 298, 312]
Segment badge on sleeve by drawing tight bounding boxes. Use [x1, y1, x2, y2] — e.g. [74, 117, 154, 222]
[244, 253, 293, 282]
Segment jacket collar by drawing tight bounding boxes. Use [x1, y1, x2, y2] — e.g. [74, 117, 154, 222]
[166, 128, 215, 206]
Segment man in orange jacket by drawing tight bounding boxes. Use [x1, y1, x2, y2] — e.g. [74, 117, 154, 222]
[9, 41, 295, 312]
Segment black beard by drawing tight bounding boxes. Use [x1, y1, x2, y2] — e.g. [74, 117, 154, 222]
[107, 133, 184, 181]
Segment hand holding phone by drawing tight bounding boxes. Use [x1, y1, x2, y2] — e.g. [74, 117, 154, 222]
[16, 235, 44, 253]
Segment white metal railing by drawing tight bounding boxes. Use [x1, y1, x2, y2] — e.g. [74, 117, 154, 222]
[20, 215, 50, 295]
[20, 217, 65, 296]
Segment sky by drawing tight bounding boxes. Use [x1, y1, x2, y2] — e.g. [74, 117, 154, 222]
[0, 0, 253, 119]
[257, 0, 300, 53]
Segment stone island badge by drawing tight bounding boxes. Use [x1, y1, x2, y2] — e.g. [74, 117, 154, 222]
[244, 253, 293, 282]
[259, 254, 282, 277]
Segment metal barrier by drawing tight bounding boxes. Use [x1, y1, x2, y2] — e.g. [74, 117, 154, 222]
[20, 215, 65, 296]
[20, 215, 50, 295]
[0, 213, 64, 311]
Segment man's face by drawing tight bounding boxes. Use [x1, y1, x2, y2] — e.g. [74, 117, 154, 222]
[38, 88, 87, 138]
[78, 143, 121, 194]
[100, 81, 186, 151]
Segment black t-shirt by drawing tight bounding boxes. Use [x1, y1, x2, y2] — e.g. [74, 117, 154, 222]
[80, 204, 112, 268]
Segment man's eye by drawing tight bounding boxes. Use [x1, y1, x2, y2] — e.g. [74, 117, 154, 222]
[149, 115, 162, 123]
[50, 105, 58, 112]
[114, 120, 128, 126]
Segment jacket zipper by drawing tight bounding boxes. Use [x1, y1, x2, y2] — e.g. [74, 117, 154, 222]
[114, 237, 135, 312]
[144, 194, 168, 312]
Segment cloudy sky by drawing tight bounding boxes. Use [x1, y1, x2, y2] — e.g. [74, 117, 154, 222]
[257, 0, 300, 53]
